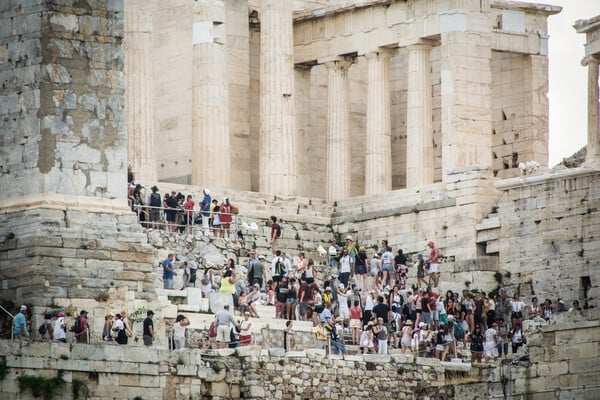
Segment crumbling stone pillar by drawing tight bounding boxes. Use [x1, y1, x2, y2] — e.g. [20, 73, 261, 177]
[259, 0, 297, 196]
[325, 57, 353, 202]
[124, 7, 156, 183]
[192, 0, 230, 189]
[406, 42, 434, 187]
[364, 50, 393, 196]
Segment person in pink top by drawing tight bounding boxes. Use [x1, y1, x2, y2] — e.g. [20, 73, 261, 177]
[349, 300, 363, 345]
[427, 240, 440, 288]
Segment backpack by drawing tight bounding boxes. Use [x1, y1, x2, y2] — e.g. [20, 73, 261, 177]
[209, 321, 217, 338]
[275, 257, 286, 276]
[149, 192, 161, 207]
[454, 322, 465, 340]
[189, 268, 197, 284]
[276, 224, 282, 238]
[38, 321, 47, 335]
[200, 270, 210, 286]
[71, 317, 82, 334]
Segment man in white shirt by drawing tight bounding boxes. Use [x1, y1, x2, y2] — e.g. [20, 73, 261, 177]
[338, 249, 351, 287]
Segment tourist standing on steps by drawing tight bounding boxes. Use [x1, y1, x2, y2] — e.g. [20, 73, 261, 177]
[239, 312, 252, 346]
[427, 240, 440, 288]
[13, 305, 29, 340]
[173, 314, 190, 350]
[270, 215, 280, 246]
[143, 310, 155, 346]
[328, 239, 340, 270]
[338, 249, 352, 288]
[162, 253, 177, 289]
[215, 305, 238, 349]
[113, 314, 127, 345]
[220, 197, 234, 239]
[54, 312, 66, 342]
[75, 310, 89, 343]
[147, 185, 162, 229]
[200, 188, 211, 236]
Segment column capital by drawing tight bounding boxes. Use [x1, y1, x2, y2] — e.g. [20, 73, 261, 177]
[364, 48, 397, 61]
[581, 54, 600, 67]
[321, 56, 355, 70]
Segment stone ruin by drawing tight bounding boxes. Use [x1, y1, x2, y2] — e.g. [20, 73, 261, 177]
[0, 0, 599, 399]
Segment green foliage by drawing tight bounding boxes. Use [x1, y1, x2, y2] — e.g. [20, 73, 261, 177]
[494, 271, 503, 284]
[464, 280, 471, 288]
[128, 307, 148, 323]
[72, 378, 90, 400]
[18, 375, 65, 400]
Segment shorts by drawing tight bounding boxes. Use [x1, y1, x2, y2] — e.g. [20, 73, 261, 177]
[286, 298, 297, 305]
[216, 325, 230, 342]
[355, 264, 367, 275]
[435, 344, 444, 352]
[163, 279, 174, 289]
[428, 263, 439, 273]
[299, 301, 309, 316]
[329, 258, 339, 268]
[382, 263, 393, 272]
[431, 310, 439, 321]
[350, 319, 361, 328]
[149, 209, 160, 221]
[338, 307, 349, 320]
[143, 335, 153, 346]
[497, 342, 509, 355]
[511, 312, 523, 319]
[484, 342, 498, 358]
[166, 210, 177, 222]
[422, 312, 432, 324]
[275, 301, 286, 315]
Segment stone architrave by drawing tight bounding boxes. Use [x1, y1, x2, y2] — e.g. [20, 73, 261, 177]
[259, 0, 297, 196]
[406, 42, 434, 187]
[364, 50, 393, 195]
[192, 0, 230, 189]
[325, 57, 353, 202]
[124, 8, 157, 184]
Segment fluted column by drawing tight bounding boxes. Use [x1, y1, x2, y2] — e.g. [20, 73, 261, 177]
[192, 0, 230, 188]
[325, 58, 353, 202]
[365, 50, 393, 195]
[586, 56, 600, 165]
[124, 8, 156, 183]
[406, 43, 433, 187]
[259, 0, 296, 195]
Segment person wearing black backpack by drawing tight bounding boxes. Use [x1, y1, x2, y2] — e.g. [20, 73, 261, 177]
[181, 261, 197, 289]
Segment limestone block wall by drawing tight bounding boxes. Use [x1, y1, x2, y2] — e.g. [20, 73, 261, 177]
[0, 0, 127, 200]
[0, 201, 161, 340]
[489, 169, 600, 307]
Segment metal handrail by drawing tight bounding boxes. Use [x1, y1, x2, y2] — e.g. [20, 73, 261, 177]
[0, 305, 15, 340]
[132, 204, 240, 236]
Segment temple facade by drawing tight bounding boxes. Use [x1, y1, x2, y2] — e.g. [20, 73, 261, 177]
[125, 0, 559, 201]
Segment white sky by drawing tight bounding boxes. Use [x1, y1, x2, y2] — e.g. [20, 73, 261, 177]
[545, 0, 600, 165]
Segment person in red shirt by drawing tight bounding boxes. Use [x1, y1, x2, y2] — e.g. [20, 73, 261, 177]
[427, 240, 440, 288]
[220, 197, 234, 239]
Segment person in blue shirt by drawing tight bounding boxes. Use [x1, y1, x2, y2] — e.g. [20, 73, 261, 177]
[200, 188, 211, 235]
[162, 254, 177, 289]
[13, 305, 29, 339]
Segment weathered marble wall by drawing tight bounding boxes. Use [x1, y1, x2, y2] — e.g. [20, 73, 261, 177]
[0, 0, 127, 201]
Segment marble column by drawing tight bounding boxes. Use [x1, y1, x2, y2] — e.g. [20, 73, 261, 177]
[364, 50, 393, 195]
[191, 0, 230, 189]
[586, 56, 600, 165]
[325, 58, 353, 202]
[406, 43, 434, 187]
[259, 0, 296, 195]
[124, 9, 156, 183]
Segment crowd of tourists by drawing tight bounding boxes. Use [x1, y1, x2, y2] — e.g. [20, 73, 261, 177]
[127, 169, 238, 238]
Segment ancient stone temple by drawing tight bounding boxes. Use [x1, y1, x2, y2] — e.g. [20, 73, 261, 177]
[1, 0, 600, 399]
